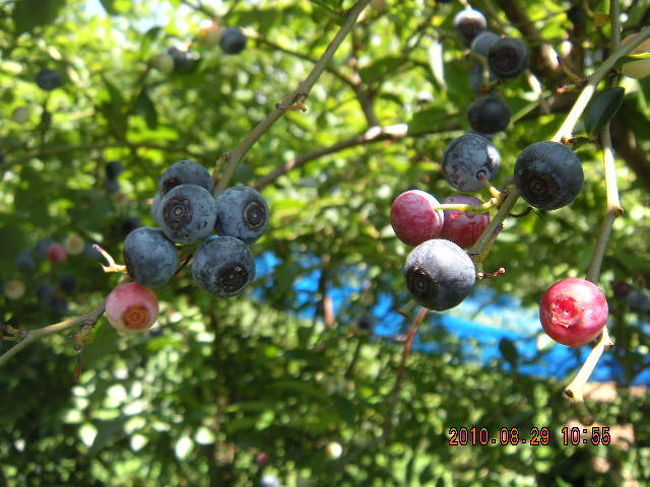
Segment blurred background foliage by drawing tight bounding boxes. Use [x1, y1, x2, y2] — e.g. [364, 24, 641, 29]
[0, 0, 649, 485]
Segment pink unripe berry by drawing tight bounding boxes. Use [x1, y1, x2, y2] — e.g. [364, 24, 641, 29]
[4, 279, 26, 300]
[440, 194, 490, 249]
[46, 243, 68, 263]
[390, 190, 444, 246]
[539, 278, 608, 347]
[105, 282, 159, 333]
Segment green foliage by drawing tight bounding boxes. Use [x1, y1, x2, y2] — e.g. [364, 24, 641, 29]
[1, 0, 649, 486]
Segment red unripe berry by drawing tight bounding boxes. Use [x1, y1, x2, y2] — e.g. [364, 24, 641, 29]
[105, 282, 159, 333]
[539, 278, 608, 347]
[46, 243, 68, 263]
[440, 194, 490, 249]
[390, 190, 444, 246]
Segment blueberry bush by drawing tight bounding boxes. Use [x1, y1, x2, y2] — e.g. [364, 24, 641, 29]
[1, 0, 650, 485]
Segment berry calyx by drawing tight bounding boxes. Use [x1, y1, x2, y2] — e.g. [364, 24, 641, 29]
[105, 282, 159, 333]
[539, 278, 608, 347]
[390, 190, 445, 247]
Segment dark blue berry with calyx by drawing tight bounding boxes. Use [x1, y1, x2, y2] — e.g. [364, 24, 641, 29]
[404, 239, 475, 311]
[442, 133, 500, 192]
[514, 141, 584, 210]
[214, 186, 269, 244]
[154, 183, 217, 245]
[123, 227, 178, 287]
[487, 37, 529, 79]
[192, 236, 256, 297]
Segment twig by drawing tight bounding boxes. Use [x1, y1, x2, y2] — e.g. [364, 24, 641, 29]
[382, 307, 428, 443]
[551, 25, 650, 143]
[214, 0, 373, 195]
[0, 301, 107, 369]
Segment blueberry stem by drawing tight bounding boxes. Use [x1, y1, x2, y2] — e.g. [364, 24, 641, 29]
[214, 0, 373, 196]
[551, 25, 650, 143]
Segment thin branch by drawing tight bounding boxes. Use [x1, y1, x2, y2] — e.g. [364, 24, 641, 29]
[252, 123, 411, 190]
[552, 26, 650, 143]
[382, 307, 428, 444]
[0, 300, 106, 369]
[214, 0, 373, 195]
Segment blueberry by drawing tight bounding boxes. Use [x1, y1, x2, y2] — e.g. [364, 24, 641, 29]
[442, 133, 500, 192]
[105, 161, 123, 179]
[16, 249, 37, 273]
[35, 237, 55, 259]
[121, 216, 142, 238]
[50, 297, 69, 317]
[36, 282, 55, 304]
[154, 184, 218, 245]
[166, 47, 198, 73]
[357, 313, 376, 332]
[454, 8, 487, 44]
[158, 160, 214, 196]
[220, 26, 247, 55]
[514, 141, 584, 210]
[214, 186, 269, 244]
[35, 69, 62, 91]
[403, 239, 475, 311]
[59, 274, 77, 296]
[191, 236, 256, 297]
[123, 227, 178, 287]
[487, 37, 529, 79]
[467, 95, 510, 134]
[470, 30, 500, 57]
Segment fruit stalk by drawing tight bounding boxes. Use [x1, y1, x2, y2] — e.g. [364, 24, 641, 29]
[214, 0, 373, 195]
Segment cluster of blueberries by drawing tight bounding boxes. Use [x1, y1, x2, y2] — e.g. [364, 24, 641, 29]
[122, 160, 268, 298]
[154, 26, 248, 74]
[393, 6, 586, 316]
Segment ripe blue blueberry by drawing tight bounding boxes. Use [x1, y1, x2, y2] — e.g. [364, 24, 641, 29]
[105, 161, 123, 179]
[50, 297, 69, 317]
[123, 227, 178, 287]
[106, 177, 120, 194]
[191, 236, 256, 297]
[36, 282, 55, 304]
[154, 184, 218, 244]
[35, 69, 62, 90]
[404, 239, 476, 311]
[158, 160, 214, 196]
[220, 26, 247, 55]
[442, 133, 500, 191]
[166, 47, 198, 73]
[16, 249, 37, 273]
[467, 95, 510, 134]
[487, 37, 529, 79]
[514, 141, 584, 210]
[59, 274, 77, 296]
[454, 8, 487, 44]
[214, 186, 269, 244]
[470, 30, 500, 57]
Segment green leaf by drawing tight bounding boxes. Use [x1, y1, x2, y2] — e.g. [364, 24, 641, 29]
[134, 88, 158, 129]
[12, 0, 66, 35]
[98, 0, 118, 15]
[359, 56, 406, 83]
[583, 87, 624, 137]
[407, 108, 449, 136]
